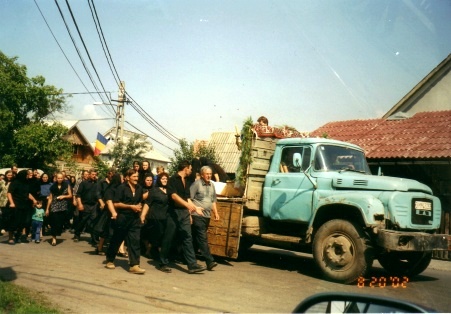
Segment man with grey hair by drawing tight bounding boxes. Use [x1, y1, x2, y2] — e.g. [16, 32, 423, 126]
[190, 165, 220, 271]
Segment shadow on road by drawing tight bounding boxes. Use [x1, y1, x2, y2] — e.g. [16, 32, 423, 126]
[237, 246, 323, 279]
[0, 266, 17, 282]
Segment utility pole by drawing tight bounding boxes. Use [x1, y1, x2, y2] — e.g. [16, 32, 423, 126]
[116, 81, 125, 144]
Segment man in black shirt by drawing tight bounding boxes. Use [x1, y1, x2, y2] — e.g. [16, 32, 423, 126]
[167, 160, 206, 274]
[73, 169, 99, 244]
[105, 169, 146, 274]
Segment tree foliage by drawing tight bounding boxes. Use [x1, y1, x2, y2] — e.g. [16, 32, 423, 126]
[8, 122, 73, 171]
[168, 139, 217, 175]
[109, 135, 149, 174]
[0, 50, 67, 166]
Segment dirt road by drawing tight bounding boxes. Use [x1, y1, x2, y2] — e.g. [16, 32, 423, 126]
[2, 230, 450, 313]
[1, 231, 311, 313]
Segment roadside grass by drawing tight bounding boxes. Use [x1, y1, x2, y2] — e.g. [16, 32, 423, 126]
[0, 280, 60, 313]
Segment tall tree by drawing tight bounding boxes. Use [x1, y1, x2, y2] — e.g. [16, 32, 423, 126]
[169, 139, 217, 175]
[9, 122, 73, 171]
[0, 51, 67, 166]
[109, 135, 149, 174]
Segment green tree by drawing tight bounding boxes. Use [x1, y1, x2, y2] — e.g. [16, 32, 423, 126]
[93, 158, 110, 179]
[168, 139, 217, 175]
[8, 122, 73, 171]
[109, 135, 149, 174]
[0, 51, 67, 166]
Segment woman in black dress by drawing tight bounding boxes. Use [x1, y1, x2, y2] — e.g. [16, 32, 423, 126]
[140, 173, 153, 256]
[45, 172, 72, 246]
[7, 170, 38, 244]
[142, 172, 176, 272]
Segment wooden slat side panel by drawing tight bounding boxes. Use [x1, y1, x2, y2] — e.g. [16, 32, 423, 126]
[207, 200, 243, 259]
[245, 177, 265, 211]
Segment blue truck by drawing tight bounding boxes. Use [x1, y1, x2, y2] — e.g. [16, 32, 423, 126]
[208, 137, 449, 283]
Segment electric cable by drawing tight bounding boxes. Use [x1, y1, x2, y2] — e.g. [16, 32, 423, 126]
[34, 0, 96, 103]
[125, 121, 175, 152]
[63, 0, 116, 115]
[88, 0, 122, 85]
[54, 0, 114, 118]
[125, 92, 180, 143]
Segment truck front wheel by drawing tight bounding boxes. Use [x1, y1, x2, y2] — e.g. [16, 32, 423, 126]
[377, 251, 432, 277]
[313, 219, 373, 284]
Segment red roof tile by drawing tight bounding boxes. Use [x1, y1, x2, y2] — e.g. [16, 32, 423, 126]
[310, 111, 451, 159]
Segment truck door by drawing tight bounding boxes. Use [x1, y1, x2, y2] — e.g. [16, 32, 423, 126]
[263, 146, 314, 222]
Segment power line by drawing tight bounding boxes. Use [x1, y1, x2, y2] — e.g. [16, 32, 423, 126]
[83, 0, 179, 146]
[63, 0, 116, 115]
[125, 121, 175, 152]
[125, 92, 180, 143]
[56, 91, 113, 95]
[88, 0, 122, 85]
[57, 0, 179, 149]
[34, 0, 96, 103]
[128, 100, 179, 145]
[53, 0, 114, 118]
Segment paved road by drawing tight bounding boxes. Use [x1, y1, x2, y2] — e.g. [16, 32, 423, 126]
[1, 231, 450, 313]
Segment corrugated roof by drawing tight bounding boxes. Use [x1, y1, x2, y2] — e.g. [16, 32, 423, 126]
[310, 110, 451, 159]
[209, 132, 241, 173]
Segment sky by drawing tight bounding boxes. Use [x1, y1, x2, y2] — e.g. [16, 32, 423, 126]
[1, 0, 451, 157]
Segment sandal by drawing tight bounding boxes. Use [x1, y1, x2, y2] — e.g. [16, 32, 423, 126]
[51, 239, 57, 246]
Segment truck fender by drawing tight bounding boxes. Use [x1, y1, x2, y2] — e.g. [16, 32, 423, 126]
[306, 193, 385, 242]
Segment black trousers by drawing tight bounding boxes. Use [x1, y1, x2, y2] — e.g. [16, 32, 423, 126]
[172, 209, 197, 268]
[50, 211, 66, 237]
[3, 207, 27, 235]
[74, 204, 97, 238]
[191, 215, 214, 264]
[106, 213, 142, 266]
[157, 213, 177, 266]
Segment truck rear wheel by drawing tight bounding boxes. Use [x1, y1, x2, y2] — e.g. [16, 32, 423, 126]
[377, 251, 432, 277]
[313, 219, 373, 284]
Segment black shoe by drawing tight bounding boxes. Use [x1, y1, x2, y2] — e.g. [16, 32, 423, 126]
[158, 264, 172, 273]
[207, 261, 218, 271]
[188, 264, 206, 274]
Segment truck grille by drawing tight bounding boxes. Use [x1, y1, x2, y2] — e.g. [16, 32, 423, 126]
[353, 179, 368, 186]
[411, 198, 433, 225]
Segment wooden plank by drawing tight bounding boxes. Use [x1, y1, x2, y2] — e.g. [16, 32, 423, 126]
[207, 200, 244, 259]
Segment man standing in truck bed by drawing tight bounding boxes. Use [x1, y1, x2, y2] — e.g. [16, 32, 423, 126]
[167, 160, 206, 274]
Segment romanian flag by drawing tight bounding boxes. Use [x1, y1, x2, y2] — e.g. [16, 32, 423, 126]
[94, 132, 108, 156]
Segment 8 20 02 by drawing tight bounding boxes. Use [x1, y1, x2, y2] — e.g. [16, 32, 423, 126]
[357, 276, 409, 288]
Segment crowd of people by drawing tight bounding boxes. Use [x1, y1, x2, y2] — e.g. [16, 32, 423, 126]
[0, 159, 221, 275]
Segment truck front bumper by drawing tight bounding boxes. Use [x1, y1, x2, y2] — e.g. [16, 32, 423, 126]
[377, 229, 450, 251]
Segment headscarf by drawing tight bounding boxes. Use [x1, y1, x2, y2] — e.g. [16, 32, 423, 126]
[49, 180, 69, 196]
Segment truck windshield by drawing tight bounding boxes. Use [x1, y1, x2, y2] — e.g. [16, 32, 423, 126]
[314, 145, 371, 174]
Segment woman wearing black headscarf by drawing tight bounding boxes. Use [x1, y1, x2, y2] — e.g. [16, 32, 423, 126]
[7, 169, 37, 244]
[45, 172, 72, 246]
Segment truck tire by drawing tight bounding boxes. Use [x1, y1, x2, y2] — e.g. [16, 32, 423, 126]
[313, 219, 373, 284]
[377, 251, 432, 277]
